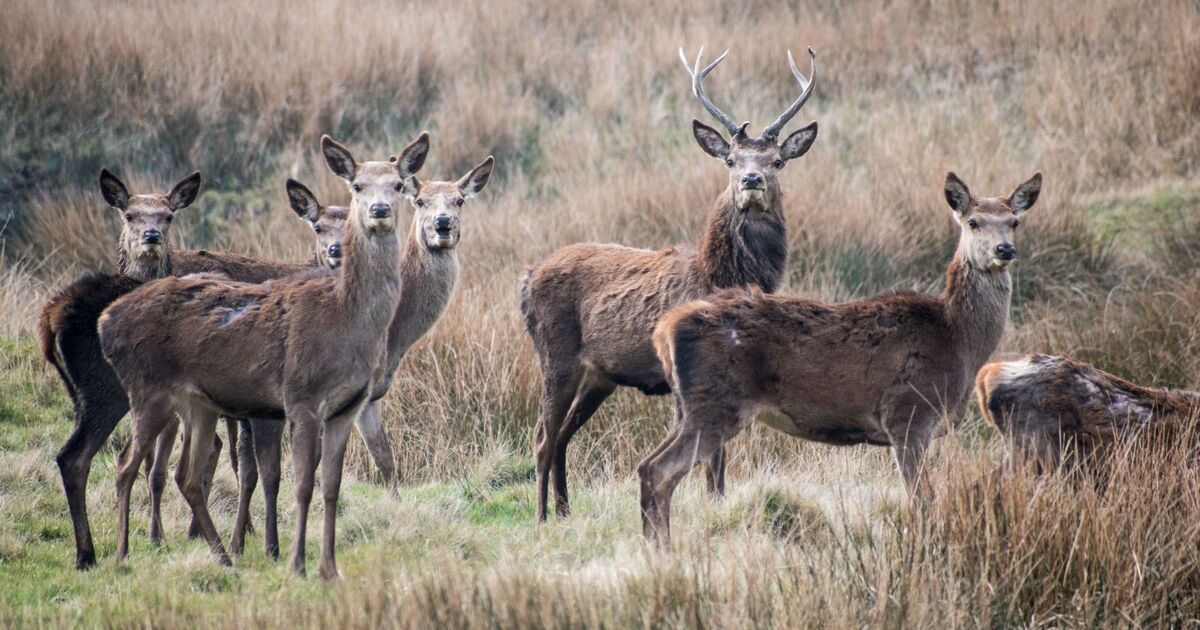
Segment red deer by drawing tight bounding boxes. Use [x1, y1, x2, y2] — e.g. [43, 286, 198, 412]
[521, 48, 819, 522]
[641, 172, 1043, 546]
[977, 355, 1200, 468]
[37, 171, 346, 569]
[98, 133, 426, 579]
[229, 153, 494, 557]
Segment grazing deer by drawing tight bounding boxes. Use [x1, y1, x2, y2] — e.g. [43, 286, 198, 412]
[37, 171, 345, 570]
[521, 48, 819, 522]
[640, 172, 1043, 546]
[977, 355, 1200, 468]
[98, 133, 426, 579]
[229, 152, 494, 558]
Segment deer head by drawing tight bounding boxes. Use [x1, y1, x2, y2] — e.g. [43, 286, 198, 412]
[406, 156, 494, 250]
[680, 48, 819, 212]
[100, 168, 202, 276]
[321, 132, 430, 236]
[286, 179, 348, 269]
[944, 172, 1043, 271]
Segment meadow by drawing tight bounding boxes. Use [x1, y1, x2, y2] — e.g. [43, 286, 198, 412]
[2, 0, 1200, 625]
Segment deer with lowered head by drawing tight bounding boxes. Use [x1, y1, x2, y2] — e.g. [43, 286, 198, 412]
[976, 354, 1200, 469]
[521, 47, 819, 522]
[37, 171, 348, 570]
[229, 149, 495, 557]
[641, 171, 1043, 546]
[98, 133, 426, 579]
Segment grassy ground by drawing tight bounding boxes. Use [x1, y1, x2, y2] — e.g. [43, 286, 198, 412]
[3, 0, 1200, 625]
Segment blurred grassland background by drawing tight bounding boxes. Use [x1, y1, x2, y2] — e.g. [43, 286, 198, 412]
[1, 0, 1200, 626]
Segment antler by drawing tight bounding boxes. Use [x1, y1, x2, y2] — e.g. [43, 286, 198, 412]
[761, 47, 817, 142]
[679, 47, 743, 137]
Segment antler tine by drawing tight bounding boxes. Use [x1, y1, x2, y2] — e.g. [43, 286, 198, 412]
[678, 46, 741, 136]
[762, 47, 817, 141]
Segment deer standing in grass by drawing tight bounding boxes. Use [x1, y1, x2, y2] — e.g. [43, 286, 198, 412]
[37, 171, 346, 569]
[98, 133, 425, 579]
[229, 151, 494, 557]
[976, 355, 1200, 468]
[642, 172, 1043, 546]
[521, 48, 819, 522]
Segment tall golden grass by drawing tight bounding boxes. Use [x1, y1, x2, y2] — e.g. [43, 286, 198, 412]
[2, 0, 1200, 624]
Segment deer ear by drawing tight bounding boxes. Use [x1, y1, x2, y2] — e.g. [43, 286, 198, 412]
[779, 121, 818, 162]
[944, 172, 972, 214]
[321, 135, 357, 181]
[692, 120, 730, 159]
[286, 179, 322, 223]
[99, 168, 130, 210]
[457, 156, 494, 198]
[1009, 172, 1042, 215]
[394, 131, 430, 178]
[166, 171, 202, 211]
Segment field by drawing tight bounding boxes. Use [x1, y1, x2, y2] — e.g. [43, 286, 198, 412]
[2, 0, 1200, 626]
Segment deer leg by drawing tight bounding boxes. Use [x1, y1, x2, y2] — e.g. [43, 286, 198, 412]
[886, 411, 935, 505]
[57, 394, 128, 570]
[534, 366, 582, 523]
[254, 420, 285, 560]
[288, 412, 321, 578]
[354, 402, 396, 489]
[188, 431, 223, 540]
[230, 420, 257, 556]
[116, 399, 173, 561]
[637, 423, 727, 549]
[224, 417, 240, 477]
[318, 406, 360, 581]
[179, 408, 230, 566]
[704, 445, 726, 500]
[553, 373, 615, 518]
[147, 417, 180, 546]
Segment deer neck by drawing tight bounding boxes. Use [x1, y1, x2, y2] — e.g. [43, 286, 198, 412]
[371, 219, 460, 394]
[116, 244, 172, 280]
[942, 252, 1012, 372]
[335, 219, 403, 335]
[694, 186, 788, 293]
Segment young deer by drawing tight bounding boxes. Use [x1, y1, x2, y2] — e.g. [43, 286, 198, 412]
[641, 172, 1043, 546]
[229, 153, 494, 558]
[521, 48, 818, 522]
[977, 355, 1200, 468]
[98, 133, 426, 579]
[37, 171, 345, 570]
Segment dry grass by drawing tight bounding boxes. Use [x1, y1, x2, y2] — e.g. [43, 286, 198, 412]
[2, 0, 1200, 625]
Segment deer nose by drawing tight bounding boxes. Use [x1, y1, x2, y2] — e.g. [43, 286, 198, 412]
[142, 230, 162, 244]
[741, 172, 764, 189]
[435, 215, 452, 230]
[995, 243, 1016, 260]
[327, 243, 342, 258]
[369, 203, 391, 219]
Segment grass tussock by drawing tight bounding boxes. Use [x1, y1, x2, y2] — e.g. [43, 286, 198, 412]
[2, 0, 1200, 625]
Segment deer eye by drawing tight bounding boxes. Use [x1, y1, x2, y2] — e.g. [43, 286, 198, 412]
[165, 215, 173, 223]
[773, 159, 784, 169]
[455, 198, 465, 207]
[313, 226, 323, 234]
[967, 219, 979, 230]
[415, 199, 425, 208]
[394, 182, 404, 192]
[725, 158, 734, 167]
[352, 184, 362, 193]
[1012, 219, 1020, 229]
[124, 213, 133, 221]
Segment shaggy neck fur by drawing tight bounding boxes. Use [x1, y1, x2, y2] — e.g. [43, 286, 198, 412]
[117, 245, 172, 280]
[941, 250, 1012, 373]
[693, 184, 788, 293]
[371, 216, 460, 399]
[337, 218, 403, 335]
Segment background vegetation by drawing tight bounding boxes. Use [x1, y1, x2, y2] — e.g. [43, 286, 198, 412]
[1, 0, 1199, 625]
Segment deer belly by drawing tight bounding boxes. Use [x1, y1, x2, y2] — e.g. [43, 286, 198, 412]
[752, 405, 886, 446]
